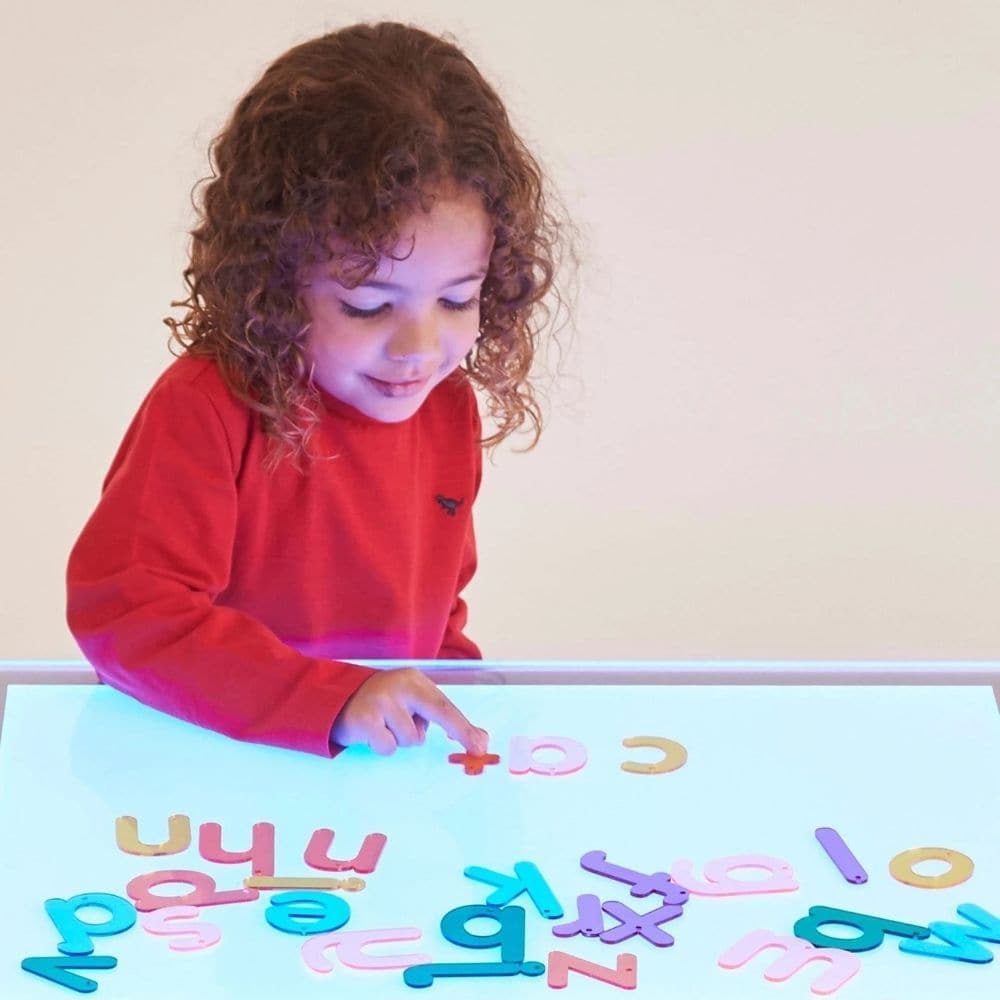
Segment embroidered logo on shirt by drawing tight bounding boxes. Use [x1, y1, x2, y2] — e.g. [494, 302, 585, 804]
[435, 495, 464, 517]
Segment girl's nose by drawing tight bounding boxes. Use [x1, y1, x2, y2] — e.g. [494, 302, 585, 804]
[388, 316, 442, 360]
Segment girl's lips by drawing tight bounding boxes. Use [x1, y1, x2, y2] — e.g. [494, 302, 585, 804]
[364, 374, 429, 398]
[369, 374, 431, 385]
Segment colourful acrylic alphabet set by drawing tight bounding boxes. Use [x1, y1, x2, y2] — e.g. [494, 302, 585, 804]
[19, 735, 1000, 995]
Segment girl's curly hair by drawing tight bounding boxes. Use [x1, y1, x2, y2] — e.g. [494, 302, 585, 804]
[164, 20, 583, 474]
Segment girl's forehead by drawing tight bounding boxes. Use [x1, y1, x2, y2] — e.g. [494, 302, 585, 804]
[310, 189, 493, 281]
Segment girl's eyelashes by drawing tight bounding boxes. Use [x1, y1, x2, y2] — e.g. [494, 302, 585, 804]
[339, 297, 480, 321]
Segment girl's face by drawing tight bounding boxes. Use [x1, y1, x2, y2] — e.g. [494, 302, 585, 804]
[299, 187, 495, 422]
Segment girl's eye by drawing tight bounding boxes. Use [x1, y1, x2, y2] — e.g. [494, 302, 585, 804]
[339, 297, 480, 321]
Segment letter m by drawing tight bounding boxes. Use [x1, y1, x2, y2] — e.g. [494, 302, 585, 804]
[718, 929, 861, 996]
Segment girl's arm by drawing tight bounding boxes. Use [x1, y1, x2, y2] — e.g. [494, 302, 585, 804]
[66, 374, 379, 757]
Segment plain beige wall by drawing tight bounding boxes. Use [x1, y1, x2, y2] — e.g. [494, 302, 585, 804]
[2, 0, 998, 662]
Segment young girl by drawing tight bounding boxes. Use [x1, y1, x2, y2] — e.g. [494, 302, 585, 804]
[65, 21, 579, 760]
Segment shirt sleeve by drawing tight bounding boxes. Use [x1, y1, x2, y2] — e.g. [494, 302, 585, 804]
[65, 373, 378, 757]
[437, 381, 484, 661]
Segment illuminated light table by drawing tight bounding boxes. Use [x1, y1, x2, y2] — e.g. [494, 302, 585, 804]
[0, 660, 998, 999]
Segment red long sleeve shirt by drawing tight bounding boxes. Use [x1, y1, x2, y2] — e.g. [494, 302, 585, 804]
[66, 354, 483, 757]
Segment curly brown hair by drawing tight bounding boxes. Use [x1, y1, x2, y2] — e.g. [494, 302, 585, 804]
[163, 20, 583, 474]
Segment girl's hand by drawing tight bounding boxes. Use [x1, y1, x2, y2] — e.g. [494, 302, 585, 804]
[330, 667, 489, 756]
